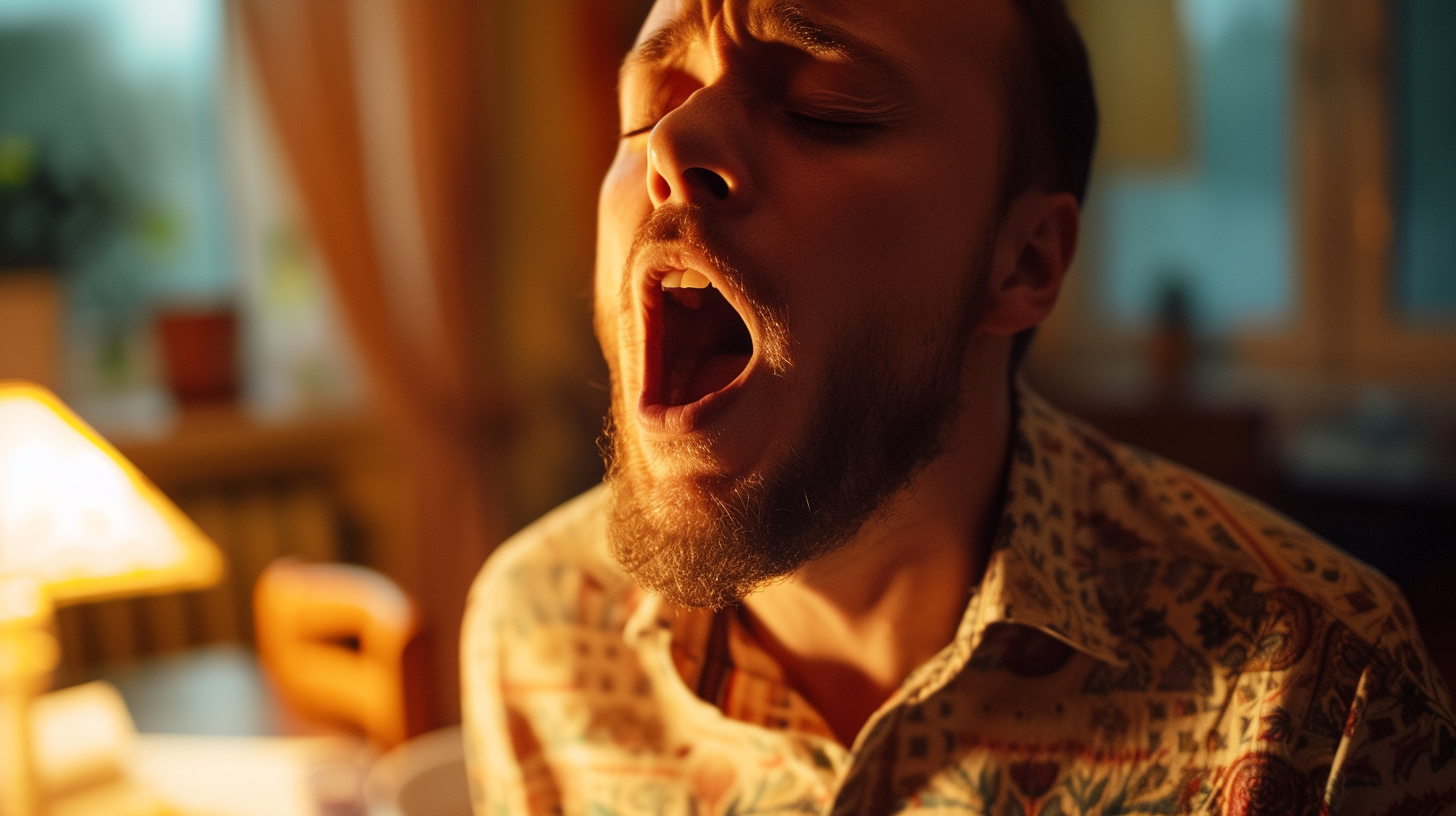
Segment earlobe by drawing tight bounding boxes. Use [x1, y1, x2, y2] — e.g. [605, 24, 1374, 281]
[980, 191, 1080, 336]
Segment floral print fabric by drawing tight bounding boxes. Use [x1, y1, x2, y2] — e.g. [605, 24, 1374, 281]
[462, 386, 1456, 815]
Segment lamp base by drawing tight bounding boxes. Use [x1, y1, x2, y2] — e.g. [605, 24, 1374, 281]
[0, 627, 58, 816]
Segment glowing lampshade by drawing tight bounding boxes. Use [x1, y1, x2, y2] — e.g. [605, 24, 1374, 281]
[0, 381, 222, 604]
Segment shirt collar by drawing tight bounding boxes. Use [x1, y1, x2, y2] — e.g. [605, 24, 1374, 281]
[967, 382, 1127, 666]
[883, 383, 1126, 704]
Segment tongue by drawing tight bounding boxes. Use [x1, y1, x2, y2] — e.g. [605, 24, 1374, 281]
[665, 347, 747, 406]
[685, 353, 750, 404]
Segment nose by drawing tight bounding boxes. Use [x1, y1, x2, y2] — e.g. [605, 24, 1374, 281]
[645, 88, 751, 209]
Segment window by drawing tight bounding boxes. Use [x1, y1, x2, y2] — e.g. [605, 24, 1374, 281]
[1036, 0, 1455, 393]
[1093, 0, 1294, 333]
[1394, 0, 1456, 322]
[0, 0, 358, 425]
[0, 0, 232, 313]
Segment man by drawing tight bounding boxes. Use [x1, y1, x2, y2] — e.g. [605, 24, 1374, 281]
[463, 0, 1456, 813]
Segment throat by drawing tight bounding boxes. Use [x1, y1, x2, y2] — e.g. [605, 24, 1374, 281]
[733, 605, 903, 748]
[735, 523, 983, 745]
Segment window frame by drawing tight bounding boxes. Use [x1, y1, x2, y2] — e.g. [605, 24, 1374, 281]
[1238, 0, 1456, 383]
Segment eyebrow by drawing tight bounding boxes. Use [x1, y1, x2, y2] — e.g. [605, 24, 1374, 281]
[620, 2, 912, 86]
[628, 14, 703, 69]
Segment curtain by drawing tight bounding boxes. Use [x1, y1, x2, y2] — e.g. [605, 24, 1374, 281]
[236, 0, 504, 727]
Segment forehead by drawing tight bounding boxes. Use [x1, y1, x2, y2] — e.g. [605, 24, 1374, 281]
[631, 0, 1019, 88]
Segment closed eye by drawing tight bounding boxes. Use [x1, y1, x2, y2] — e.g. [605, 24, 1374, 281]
[788, 109, 881, 126]
[784, 109, 887, 141]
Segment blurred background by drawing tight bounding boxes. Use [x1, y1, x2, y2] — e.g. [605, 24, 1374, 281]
[0, 0, 1450, 770]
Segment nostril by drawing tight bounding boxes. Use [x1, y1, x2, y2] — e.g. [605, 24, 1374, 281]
[685, 167, 730, 200]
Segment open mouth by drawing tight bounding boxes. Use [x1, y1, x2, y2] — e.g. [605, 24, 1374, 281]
[652, 268, 753, 408]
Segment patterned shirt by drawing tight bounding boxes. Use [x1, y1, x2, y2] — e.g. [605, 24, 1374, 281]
[462, 387, 1456, 816]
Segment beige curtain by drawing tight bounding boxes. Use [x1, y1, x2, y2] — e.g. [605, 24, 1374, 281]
[236, 0, 504, 727]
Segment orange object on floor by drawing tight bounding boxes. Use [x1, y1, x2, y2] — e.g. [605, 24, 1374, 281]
[254, 558, 418, 748]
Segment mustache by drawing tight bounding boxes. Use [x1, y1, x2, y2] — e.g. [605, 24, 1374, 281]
[624, 204, 753, 296]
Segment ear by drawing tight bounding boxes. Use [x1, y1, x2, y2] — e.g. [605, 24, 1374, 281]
[978, 190, 1080, 336]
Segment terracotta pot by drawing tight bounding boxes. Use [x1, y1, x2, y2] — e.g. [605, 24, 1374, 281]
[156, 308, 238, 406]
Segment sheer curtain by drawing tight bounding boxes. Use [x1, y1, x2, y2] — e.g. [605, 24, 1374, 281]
[236, 0, 504, 726]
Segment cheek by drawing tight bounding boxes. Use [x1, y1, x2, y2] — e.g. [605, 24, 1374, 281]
[772, 148, 987, 323]
[852, 157, 988, 271]
[596, 146, 649, 283]
[595, 146, 651, 350]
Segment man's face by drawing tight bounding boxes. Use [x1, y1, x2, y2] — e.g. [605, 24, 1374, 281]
[596, 0, 1021, 607]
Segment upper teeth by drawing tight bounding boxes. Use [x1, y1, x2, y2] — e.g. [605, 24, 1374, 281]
[662, 269, 711, 289]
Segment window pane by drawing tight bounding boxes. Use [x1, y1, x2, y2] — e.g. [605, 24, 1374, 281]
[0, 0, 232, 313]
[1093, 0, 1293, 332]
[1395, 0, 1456, 321]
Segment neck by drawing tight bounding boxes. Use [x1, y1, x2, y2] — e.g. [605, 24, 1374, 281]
[740, 342, 1014, 746]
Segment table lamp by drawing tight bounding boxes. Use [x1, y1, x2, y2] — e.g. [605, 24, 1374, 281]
[0, 380, 224, 816]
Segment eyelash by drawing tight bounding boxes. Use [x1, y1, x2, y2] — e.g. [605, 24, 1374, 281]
[787, 111, 874, 127]
[620, 111, 879, 141]
[784, 111, 881, 142]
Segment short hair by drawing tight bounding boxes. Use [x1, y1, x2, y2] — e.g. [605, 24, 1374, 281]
[1000, 0, 1098, 367]
[1002, 0, 1099, 207]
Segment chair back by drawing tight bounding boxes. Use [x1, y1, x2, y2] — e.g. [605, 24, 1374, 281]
[254, 558, 416, 747]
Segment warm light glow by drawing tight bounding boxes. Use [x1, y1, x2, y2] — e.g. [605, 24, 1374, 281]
[0, 381, 222, 603]
[30, 680, 136, 796]
[0, 404, 181, 577]
[0, 576, 48, 628]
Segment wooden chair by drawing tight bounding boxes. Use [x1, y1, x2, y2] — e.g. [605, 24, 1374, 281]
[254, 558, 417, 748]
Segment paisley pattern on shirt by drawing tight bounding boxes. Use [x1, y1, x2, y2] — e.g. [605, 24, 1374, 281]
[462, 385, 1456, 816]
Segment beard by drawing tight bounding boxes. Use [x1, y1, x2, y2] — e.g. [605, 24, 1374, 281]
[602, 208, 992, 609]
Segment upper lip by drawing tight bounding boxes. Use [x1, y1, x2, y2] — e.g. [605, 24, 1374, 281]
[634, 243, 760, 347]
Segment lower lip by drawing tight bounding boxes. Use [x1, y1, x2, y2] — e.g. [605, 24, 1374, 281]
[637, 371, 749, 435]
